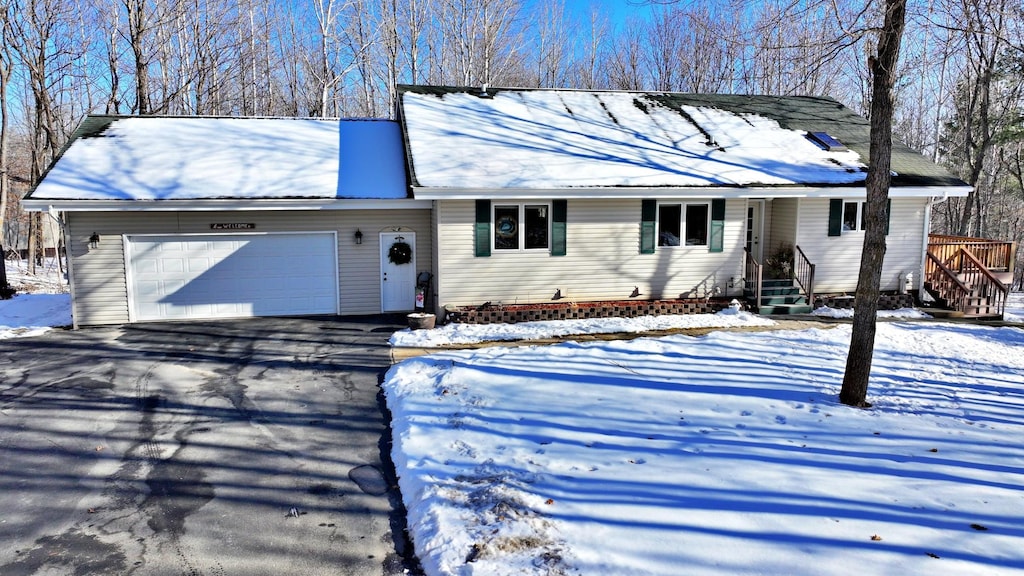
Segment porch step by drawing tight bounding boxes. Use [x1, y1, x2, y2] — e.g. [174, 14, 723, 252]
[746, 278, 812, 315]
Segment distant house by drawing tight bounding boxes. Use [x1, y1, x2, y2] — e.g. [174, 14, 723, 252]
[23, 87, 974, 326]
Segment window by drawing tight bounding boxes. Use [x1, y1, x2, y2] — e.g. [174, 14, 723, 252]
[842, 201, 866, 232]
[658, 203, 709, 247]
[494, 204, 549, 251]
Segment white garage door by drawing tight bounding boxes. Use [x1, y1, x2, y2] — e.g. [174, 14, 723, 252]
[127, 233, 338, 321]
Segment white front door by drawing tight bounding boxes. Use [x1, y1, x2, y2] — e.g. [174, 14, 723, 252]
[746, 200, 765, 263]
[380, 232, 416, 312]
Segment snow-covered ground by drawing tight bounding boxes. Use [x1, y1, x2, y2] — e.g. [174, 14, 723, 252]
[1005, 291, 1024, 323]
[1, 259, 72, 338]
[385, 315, 1024, 575]
[391, 308, 775, 347]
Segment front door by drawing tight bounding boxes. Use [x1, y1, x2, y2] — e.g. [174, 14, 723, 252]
[380, 232, 416, 312]
[745, 200, 764, 263]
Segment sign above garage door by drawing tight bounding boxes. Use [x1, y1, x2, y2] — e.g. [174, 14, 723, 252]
[126, 232, 339, 321]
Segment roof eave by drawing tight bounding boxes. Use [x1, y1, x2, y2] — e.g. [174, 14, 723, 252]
[21, 197, 432, 213]
[410, 185, 974, 200]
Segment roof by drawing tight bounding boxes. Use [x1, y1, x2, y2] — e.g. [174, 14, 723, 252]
[24, 115, 411, 206]
[397, 86, 969, 196]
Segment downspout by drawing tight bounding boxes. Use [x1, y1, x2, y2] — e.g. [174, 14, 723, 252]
[921, 193, 950, 294]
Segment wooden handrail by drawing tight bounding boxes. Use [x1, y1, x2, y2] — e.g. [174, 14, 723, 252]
[924, 248, 1009, 318]
[794, 245, 815, 308]
[744, 248, 762, 311]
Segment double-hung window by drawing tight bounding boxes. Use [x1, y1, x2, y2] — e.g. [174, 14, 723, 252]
[842, 201, 866, 232]
[494, 204, 550, 251]
[658, 203, 710, 247]
[828, 198, 891, 237]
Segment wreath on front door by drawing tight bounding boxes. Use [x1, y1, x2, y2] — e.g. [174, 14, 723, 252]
[388, 241, 413, 265]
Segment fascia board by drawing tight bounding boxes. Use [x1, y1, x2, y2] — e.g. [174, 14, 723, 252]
[410, 185, 974, 200]
[21, 198, 432, 213]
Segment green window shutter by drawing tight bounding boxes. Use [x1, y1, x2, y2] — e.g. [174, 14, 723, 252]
[828, 199, 843, 237]
[709, 199, 725, 253]
[885, 198, 891, 235]
[551, 199, 567, 256]
[640, 199, 657, 254]
[475, 199, 491, 257]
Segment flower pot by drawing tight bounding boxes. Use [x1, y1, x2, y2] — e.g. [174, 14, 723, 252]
[407, 312, 436, 330]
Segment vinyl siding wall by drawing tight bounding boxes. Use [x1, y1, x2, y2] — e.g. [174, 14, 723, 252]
[435, 198, 747, 308]
[66, 209, 431, 326]
[769, 198, 799, 256]
[795, 197, 926, 293]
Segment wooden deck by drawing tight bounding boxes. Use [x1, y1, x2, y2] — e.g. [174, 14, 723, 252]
[925, 234, 1016, 318]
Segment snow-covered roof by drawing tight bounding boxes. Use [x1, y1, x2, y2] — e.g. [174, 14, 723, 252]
[398, 87, 969, 195]
[26, 116, 409, 203]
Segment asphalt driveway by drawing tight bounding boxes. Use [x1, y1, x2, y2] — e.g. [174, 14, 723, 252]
[0, 315, 418, 576]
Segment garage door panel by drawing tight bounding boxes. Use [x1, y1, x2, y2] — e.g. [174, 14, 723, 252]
[128, 233, 338, 321]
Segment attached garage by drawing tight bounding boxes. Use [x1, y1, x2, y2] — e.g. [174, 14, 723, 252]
[22, 115, 433, 327]
[126, 233, 339, 321]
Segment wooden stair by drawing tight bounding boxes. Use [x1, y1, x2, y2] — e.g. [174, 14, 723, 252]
[924, 235, 1015, 320]
[747, 279, 813, 315]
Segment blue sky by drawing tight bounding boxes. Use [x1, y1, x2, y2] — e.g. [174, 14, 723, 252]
[550, 0, 653, 26]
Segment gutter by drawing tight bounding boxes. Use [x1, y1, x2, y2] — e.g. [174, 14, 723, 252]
[22, 198, 433, 213]
[410, 185, 974, 201]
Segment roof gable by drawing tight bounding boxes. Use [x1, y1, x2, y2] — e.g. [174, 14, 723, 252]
[27, 116, 409, 202]
[398, 86, 966, 191]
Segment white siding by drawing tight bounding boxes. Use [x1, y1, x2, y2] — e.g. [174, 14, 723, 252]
[795, 198, 926, 293]
[66, 209, 431, 325]
[435, 199, 747, 308]
[769, 198, 799, 255]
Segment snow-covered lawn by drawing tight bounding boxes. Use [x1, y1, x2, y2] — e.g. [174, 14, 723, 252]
[1, 259, 71, 338]
[391, 309, 776, 347]
[384, 320, 1024, 575]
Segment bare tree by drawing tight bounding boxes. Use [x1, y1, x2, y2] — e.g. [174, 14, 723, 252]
[840, 0, 907, 407]
[0, 8, 13, 297]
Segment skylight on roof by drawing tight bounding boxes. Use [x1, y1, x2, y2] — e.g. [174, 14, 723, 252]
[807, 131, 848, 152]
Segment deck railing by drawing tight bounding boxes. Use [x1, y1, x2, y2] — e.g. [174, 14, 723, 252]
[744, 248, 763, 311]
[925, 237, 1011, 318]
[794, 245, 815, 308]
[927, 234, 1016, 275]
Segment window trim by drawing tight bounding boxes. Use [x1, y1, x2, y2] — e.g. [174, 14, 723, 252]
[656, 201, 711, 248]
[492, 202, 552, 252]
[842, 200, 867, 232]
[828, 198, 891, 237]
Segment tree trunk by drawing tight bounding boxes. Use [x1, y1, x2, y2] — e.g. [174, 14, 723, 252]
[0, 36, 11, 296]
[839, 0, 907, 408]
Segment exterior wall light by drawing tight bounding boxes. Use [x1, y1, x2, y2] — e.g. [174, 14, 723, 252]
[89, 232, 100, 249]
[354, 229, 363, 245]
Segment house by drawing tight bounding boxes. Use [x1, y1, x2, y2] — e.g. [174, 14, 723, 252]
[395, 86, 971, 320]
[22, 87, 976, 326]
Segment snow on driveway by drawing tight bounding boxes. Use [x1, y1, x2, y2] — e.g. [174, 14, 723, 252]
[384, 321, 1024, 575]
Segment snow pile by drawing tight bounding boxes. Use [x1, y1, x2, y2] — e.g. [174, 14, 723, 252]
[812, 306, 933, 319]
[390, 309, 775, 347]
[402, 90, 866, 189]
[384, 322, 1024, 575]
